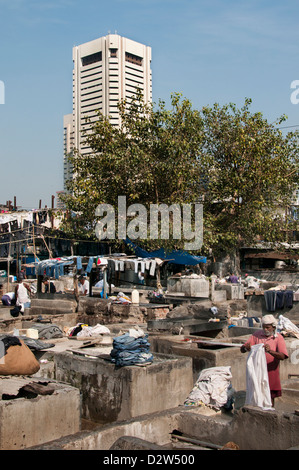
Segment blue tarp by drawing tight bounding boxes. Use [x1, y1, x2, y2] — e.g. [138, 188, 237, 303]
[124, 238, 206, 266]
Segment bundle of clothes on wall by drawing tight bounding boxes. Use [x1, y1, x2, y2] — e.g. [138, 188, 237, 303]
[184, 366, 234, 411]
[110, 328, 153, 367]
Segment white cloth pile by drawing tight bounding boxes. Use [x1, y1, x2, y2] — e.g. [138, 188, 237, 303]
[184, 366, 234, 410]
[277, 315, 299, 339]
[77, 324, 111, 337]
[245, 343, 273, 410]
[127, 327, 145, 338]
[109, 292, 132, 304]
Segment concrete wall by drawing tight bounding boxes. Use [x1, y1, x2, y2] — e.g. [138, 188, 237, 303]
[245, 270, 299, 285]
[217, 283, 244, 300]
[29, 405, 299, 450]
[29, 409, 181, 450]
[149, 334, 299, 392]
[77, 297, 109, 316]
[30, 296, 77, 315]
[0, 381, 80, 450]
[229, 406, 299, 450]
[149, 335, 248, 389]
[176, 407, 299, 450]
[54, 352, 193, 424]
[167, 276, 210, 298]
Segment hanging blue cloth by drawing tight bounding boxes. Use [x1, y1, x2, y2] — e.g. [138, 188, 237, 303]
[54, 265, 60, 279]
[85, 257, 94, 273]
[77, 256, 82, 270]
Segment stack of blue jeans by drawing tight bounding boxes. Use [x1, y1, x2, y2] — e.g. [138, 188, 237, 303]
[110, 333, 153, 367]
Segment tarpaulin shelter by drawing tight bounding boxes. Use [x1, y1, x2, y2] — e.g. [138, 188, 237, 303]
[123, 238, 207, 266]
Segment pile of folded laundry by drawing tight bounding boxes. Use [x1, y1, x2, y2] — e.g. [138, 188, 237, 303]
[110, 328, 153, 367]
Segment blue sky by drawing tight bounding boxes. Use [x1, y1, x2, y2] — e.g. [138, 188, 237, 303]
[0, 0, 298, 210]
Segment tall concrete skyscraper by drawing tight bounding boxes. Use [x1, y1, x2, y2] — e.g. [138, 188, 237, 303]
[63, 34, 152, 189]
[74, 34, 151, 142]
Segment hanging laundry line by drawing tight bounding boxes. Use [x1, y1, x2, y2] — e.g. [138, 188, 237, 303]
[33, 254, 164, 280]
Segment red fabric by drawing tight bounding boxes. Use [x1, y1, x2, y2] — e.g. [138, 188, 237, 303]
[243, 331, 288, 392]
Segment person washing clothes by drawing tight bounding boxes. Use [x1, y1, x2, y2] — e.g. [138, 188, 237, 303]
[78, 276, 90, 296]
[42, 276, 56, 294]
[15, 276, 31, 312]
[1, 291, 15, 306]
[228, 273, 239, 283]
[240, 315, 288, 407]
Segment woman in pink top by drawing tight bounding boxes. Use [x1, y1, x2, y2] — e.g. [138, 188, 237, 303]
[241, 315, 288, 407]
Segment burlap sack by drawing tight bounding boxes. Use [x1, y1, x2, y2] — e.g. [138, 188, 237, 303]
[0, 339, 40, 376]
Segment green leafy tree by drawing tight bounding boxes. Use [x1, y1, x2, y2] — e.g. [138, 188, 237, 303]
[61, 92, 204, 249]
[61, 94, 298, 256]
[198, 99, 299, 254]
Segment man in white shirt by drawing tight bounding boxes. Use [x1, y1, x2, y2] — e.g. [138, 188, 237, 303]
[78, 276, 90, 296]
[15, 277, 31, 312]
[1, 291, 15, 306]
